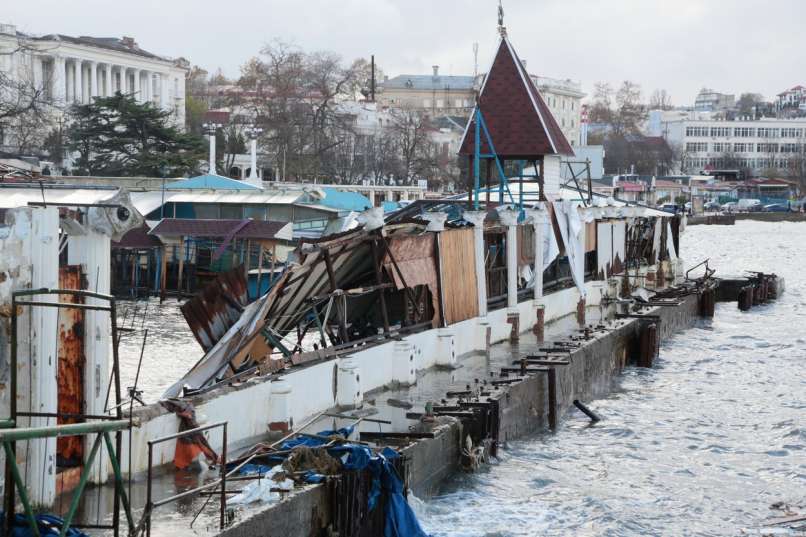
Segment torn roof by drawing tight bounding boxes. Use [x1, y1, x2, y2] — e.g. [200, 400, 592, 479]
[459, 37, 574, 158]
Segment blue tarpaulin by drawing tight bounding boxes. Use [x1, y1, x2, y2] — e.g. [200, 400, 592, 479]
[236, 427, 430, 537]
[0, 513, 88, 536]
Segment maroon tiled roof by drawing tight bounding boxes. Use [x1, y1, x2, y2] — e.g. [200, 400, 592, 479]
[150, 218, 288, 240]
[112, 224, 163, 249]
[459, 37, 574, 158]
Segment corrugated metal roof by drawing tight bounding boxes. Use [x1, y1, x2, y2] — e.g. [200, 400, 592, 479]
[150, 218, 293, 240]
[320, 187, 372, 211]
[129, 190, 308, 217]
[0, 187, 121, 208]
[167, 174, 261, 190]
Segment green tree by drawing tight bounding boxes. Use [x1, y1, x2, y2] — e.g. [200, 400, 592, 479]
[66, 92, 205, 177]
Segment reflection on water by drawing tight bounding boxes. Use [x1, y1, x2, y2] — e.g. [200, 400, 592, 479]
[419, 221, 806, 536]
[117, 298, 202, 403]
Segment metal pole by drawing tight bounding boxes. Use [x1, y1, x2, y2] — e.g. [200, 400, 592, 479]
[146, 444, 153, 537]
[110, 300, 122, 537]
[474, 108, 481, 210]
[5, 296, 18, 535]
[220, 423, 227, 529]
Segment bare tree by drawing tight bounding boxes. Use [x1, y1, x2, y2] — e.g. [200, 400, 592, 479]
[588, 82, 613, 124]
[649, 89, 673, 111]
[0, 39, 55, 152]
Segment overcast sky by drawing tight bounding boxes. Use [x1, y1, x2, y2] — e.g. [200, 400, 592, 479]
[5, 0, 805, 105]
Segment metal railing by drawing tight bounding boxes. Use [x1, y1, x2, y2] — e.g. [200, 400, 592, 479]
[143, 421, 228, 537]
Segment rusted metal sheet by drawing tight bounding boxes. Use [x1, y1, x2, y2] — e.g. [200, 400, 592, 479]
[181, 266, 249, 351]
[57, 264, 86, 466]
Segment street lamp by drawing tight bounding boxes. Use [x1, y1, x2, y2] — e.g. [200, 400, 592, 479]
[245, 125, 264, 182]
[202, 122, 222, 174]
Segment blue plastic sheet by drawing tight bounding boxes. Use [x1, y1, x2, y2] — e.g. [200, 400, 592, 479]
[233, 426, 430, 537]
[0, 513, 89, 536]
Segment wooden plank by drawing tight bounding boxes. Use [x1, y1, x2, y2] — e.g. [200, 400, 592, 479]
[439, 228, 480, 324]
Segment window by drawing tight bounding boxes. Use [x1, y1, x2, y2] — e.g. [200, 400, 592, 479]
[757, 143, 779, 153]
[195, 204, 219, 219]
[423, 99, 431, 108]
[220, 204, 243, 219]
[712, 142, 729, 152]
[561, 118, 566, 127]
[455, 99, 463, 108]
[733, 143, 753, 153]
[686, 142, 708, 152]
[685, 126, 709, 137]
[781, 128, 804, 138]
[571, 119, 575, 127]
[435, 99, 444, 108]
[244, 205, 267, 220]
[780, 143, 801, 153]
[734, 127, 756, 137]
[710, 127, 730, 137]
[757, 128, 779, 138]
[571, 101, 575, 111]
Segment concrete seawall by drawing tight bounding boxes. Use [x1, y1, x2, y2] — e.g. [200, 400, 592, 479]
[219, 291, 705, 537]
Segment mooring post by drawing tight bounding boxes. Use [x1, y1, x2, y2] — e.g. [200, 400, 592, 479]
[533, 305, 545, 342]
[508, 312, 520, 343]
[547, 367, 557, 430]
[576, 297, 586, 328]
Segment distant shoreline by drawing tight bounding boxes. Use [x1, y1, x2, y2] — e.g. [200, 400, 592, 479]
[689, 212, 806, 225]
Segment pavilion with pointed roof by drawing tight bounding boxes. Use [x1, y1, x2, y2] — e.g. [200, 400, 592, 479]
[459, 28, 574, 208]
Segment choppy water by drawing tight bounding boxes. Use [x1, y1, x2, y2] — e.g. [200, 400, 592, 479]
[418, 221, 806, 536]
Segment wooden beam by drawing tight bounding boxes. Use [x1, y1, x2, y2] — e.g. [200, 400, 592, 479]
[370, 237, 390, 335]
[322, 248, 349, 343]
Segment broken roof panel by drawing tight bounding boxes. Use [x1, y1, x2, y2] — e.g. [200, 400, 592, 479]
[150, 218, 293, 241]
[459, 37, 574, 158]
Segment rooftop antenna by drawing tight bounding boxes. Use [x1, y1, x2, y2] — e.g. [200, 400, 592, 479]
[473, 42, 479, 78]
[497, 0, 507, 37]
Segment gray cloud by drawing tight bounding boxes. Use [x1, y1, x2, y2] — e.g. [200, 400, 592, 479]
[6, 0, 805, 105]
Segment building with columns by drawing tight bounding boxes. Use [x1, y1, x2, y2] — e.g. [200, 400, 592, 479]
[0, 23, 188, 150]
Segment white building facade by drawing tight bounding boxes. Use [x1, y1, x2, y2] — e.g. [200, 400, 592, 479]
[532, 76, 585, 146]
[0, 23, 188, 147]
[646, 110, 806, 176]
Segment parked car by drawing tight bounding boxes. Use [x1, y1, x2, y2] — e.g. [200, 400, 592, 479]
[762, 203, 790, 212]
[703, 200, 721, 211]
[737, 199, 762, 211]
[722, 202, 737, 212]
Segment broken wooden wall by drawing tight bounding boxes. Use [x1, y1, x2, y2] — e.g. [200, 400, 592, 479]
[439, 228, 480, 325]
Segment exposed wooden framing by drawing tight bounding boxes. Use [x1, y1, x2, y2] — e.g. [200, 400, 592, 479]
[270, 243, 277, 286]
[256, 243, 264, 298]
[322, 248, 349, 343]
[159, 246, 168, 302]
[177, 237, 186, 296]
[370, 237, 390, 334]
[380, 235, 420, 320]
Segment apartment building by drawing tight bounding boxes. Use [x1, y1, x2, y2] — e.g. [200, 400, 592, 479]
[378, 66, 585, 146]
[646, 110, 806, 176]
